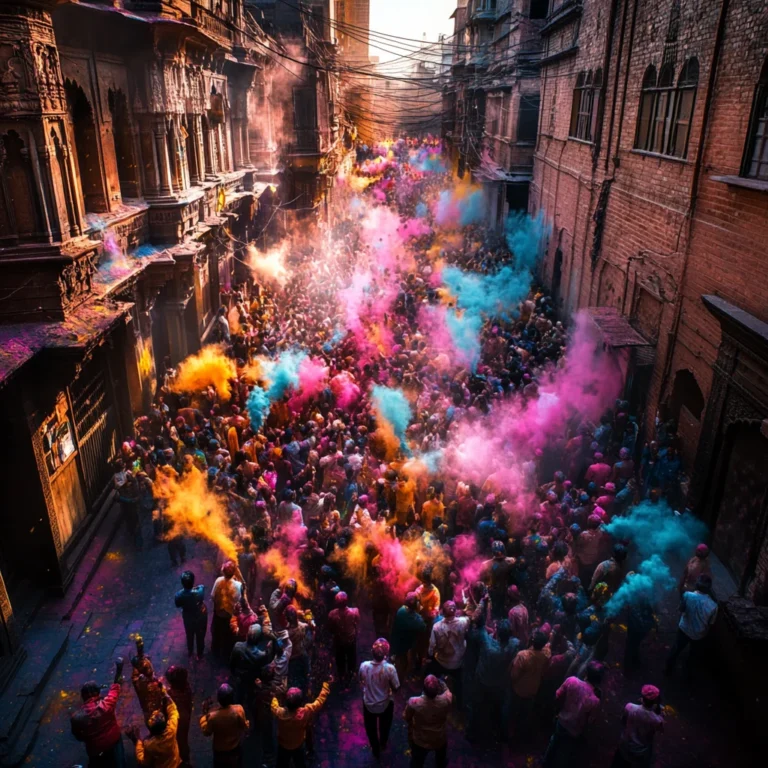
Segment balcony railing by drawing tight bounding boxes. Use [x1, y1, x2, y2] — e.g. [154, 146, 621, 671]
[191, 3, 233, 46]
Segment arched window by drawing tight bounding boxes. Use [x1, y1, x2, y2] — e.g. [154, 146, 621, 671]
[635, 65, 657, 150]
[670, 58, 699, 157]
[569, 70, 600, 142]
[742, 57, 768, 180]
[651, 63, 675, 155]
[635, 59, 698, 158]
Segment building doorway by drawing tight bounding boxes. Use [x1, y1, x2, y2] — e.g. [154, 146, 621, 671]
[65, 80, 108, 213]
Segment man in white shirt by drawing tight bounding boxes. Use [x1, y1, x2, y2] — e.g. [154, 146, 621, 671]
[665, 574, 717, 676]
[358, 638, 400, 759]
[428, 601, 470, 709]
[210, 561, 242, 657]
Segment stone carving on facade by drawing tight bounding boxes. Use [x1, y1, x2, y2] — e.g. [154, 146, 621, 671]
[57, 257, 94, 309]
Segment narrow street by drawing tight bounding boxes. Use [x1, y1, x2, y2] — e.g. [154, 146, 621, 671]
[26, 512, 752, 768]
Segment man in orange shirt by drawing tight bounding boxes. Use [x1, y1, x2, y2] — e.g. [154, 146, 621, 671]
[126, 695, 180, 768]
[271, 680, 331, 766]
[420, 486, 444, 532]
[509, 629, 551, 738]
[200, 683, 249, 767]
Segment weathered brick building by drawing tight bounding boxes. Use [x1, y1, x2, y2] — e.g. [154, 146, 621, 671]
[445, 1, 549, 229]
[0, 0, 278, 687]
[250, 0, 351, 218]
[532, 0, 768, 617]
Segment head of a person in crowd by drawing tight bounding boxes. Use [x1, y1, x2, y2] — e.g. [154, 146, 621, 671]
[586, 661, 605, 688]
[423, 674, 442, 699]
[442, 600, 457, 619]
[496, 619, 512, 647]
[695, 574, 713, 596]
[404, 591, 418, 611]
[695, 543, 710, 560]
[80, 681, 101, 703]
[372, 638, 390, 661]
[284, 605, 298, 627]
[165, 665, 188, 690]
[245, 622, 263, 649]
[586, 514, 601, 531]
[286, 687, 304, 710]
[284, 579, 298, 599]
[217, 683, 235, 708]
[335, 591, 349, 610]
[180, 570, 195, 590]
[613, 543, 628, 564]
[491, 540, 506, 559]
[147, 709, 168, 736]
[421, 566, 434, 586]
[507, 584, 521, 605]
[532, 630, 548, 651]
[641, 684, 660, 709]
[221, 561, 236, 579]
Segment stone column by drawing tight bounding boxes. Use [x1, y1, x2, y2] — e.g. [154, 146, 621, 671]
[154, 116, 173, 197]
[189, 114, 204, 184]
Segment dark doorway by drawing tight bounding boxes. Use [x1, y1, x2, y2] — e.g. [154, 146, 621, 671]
[65, 80, 108, 212]
[0, 130, 43, 243]
[108, 88, 140, 198]
[506, 182, 529, 212]
[551, 246, 563, 309]
[711, 422, 768, 593]
[668, 369, 705, 471]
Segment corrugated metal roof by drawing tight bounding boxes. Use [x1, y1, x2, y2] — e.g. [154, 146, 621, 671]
[586, 307, 652, 348]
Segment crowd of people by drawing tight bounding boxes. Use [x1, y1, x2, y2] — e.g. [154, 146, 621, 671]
[70, 137, 714, 768]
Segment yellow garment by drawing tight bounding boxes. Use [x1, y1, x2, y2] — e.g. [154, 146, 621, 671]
[271, 682, 330, 749]
[420, 499, 445, 531]
[135, 700, 180, 768]
[227, 426, 239, 457]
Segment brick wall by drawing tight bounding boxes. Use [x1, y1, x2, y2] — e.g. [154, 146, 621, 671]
[533, 0, 768, 439]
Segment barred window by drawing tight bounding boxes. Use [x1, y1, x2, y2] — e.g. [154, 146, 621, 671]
[742, 57, 768, 180]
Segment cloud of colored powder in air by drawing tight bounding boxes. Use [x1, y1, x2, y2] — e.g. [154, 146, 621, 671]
[246, 349, 308, 429]
[153, 466, 236, 561]
[170, 345, 236, 400]
[371, 385, 412, 455]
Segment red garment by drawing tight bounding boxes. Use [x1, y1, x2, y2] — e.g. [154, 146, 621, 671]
[70, 684, 122, 757]
[456, 496, 476, 529]
[327, 606, 360, 645]
[585, 463, 612, 488]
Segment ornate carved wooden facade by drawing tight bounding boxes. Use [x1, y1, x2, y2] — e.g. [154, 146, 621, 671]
[0, 0, 275, 687]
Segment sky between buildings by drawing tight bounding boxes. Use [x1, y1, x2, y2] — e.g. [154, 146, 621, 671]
[369, 0, 457, 62]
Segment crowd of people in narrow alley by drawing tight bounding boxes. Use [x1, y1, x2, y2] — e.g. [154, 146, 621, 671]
[69, 138, 719, 768]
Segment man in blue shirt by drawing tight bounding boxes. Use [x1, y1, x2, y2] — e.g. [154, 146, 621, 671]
[665, 574, 717, 676]
[174, 570, 207, 659]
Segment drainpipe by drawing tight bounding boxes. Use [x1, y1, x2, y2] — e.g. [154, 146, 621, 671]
[594, 0, 620, 172]
[604, 0, 632, 172]
[612, 0, 639, 165]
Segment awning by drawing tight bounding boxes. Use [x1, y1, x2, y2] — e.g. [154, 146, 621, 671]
[585, 307, 652, 348]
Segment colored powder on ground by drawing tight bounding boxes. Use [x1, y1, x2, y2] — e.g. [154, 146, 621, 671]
[170, 345, 236, 400]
